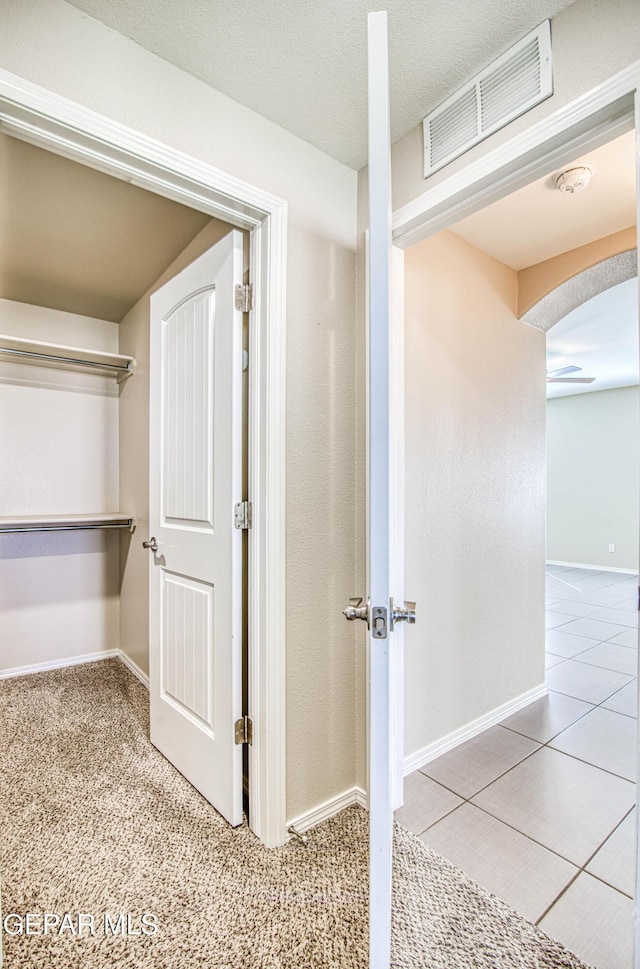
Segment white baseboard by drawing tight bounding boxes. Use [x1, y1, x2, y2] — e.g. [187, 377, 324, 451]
[117, 650, 150, 688]
[547, 559, 637, 575]
[403, 683, 548, 776]
[287, 785, 367, 835]
[0, 649, 120, 680]
[0, 648, 150, 687]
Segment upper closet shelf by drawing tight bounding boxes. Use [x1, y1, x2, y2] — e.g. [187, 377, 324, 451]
[0, 514, 136, 534]
[0, 333, 136, 379]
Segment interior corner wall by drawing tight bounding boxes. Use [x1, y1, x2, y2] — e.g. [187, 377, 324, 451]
[403, 231, 546, 760]
[0, 299, 120, 673]
[547, 386, 640, 571]
[0, 0, 359, 823]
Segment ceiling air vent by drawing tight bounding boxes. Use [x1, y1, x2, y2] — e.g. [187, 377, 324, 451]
[423, 21, 552, 178]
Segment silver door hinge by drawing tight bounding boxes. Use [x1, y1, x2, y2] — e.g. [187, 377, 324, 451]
[235, 715, 253, 745]
[234, 500, 252, 529]
[235, 283, 254, 313]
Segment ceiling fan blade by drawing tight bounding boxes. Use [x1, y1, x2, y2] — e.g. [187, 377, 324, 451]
[546, 377, 596, 383]
[546, 365, 582, 377]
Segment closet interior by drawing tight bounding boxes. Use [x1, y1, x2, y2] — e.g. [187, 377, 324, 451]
[0, 130, 234, 682]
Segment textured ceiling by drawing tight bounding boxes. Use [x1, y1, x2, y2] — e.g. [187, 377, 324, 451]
[63, 0, 577, 170]
[453, 130, 637, 270]
[546, 277, 639, 398]
[0, 133, 214, 321]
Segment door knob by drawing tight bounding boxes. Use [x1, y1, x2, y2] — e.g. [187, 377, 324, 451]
[343, 598, 388, 639]
[390, 598, 416, 628]
[143, 536, 159, 553]
[343, 597, 369, 623]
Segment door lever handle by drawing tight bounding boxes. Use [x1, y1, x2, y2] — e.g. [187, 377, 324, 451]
[142, 536, 159, 553]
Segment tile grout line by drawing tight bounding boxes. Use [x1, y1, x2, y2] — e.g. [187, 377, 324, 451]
[534, 804, 636, 925]
[402, 571, 638, 946]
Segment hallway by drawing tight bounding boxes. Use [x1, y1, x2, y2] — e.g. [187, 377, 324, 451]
[396, 566, 638, 969]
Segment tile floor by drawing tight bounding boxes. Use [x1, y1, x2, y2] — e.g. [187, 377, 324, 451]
[396, 566, 638, 969]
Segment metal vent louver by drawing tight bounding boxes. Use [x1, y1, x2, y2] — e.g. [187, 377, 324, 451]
[423, 21, 552, 177]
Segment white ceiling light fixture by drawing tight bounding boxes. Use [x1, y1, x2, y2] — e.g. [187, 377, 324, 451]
[555, 163, 596, 194]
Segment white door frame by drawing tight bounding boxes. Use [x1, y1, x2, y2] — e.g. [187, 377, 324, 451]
[367, 14, 394, 969]
[386, 57, 640, 963]
[0, 69, 288, 848]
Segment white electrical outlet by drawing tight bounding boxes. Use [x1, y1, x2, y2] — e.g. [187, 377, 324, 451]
[609, 544, 616, 553]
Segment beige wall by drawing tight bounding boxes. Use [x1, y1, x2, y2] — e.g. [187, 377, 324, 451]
[518, 227, 637, 317]
[0, 299, 120, 672]
[547, 386, 640, 571]
[403, 232, 546, 758]
[354, 0, 640, 781]
[389, 0, 640, 213]
[0, 0, 359, 822]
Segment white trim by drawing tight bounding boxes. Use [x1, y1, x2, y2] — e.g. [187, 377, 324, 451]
[393, 61, 640, 250]
[117, 650, 150, 688]
[547, 560, 638, 575]
[0, 68, 287, 848]
[0, 650, 119, 680]
[0, 648, 153, 687]
[286, 786, 368, 835]
[389, 244, 405, 812]
[403, 684, 548, 776]
[367, 13, 393, 969]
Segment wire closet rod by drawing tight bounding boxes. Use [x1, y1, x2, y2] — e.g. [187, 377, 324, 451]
[0, 523, 132, 534]
[0, 346, 133, 373]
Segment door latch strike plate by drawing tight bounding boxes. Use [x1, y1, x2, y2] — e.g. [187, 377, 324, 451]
[235, 716, 253, 745]
[370, 606, 388, 639]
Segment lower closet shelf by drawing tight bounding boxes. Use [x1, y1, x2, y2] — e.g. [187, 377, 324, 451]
[0, 514, 136, 534]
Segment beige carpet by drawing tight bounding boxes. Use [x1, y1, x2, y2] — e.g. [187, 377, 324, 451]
[0, 660, 591, 968]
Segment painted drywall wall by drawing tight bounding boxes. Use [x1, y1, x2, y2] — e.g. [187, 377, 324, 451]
[118, 217, 233, 680]
[518, 227, 637, 317]
[0, 0, 358, 823]
[390, 0, 640, 212]
[403, 232, 546, 759]
[0, 298, 119, 672]
[547, 386, 639, 570]
[355, 0, 640, 789]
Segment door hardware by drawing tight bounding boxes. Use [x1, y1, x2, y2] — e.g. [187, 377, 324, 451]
[234, 715, 253, 745]
[390, 598, 416, 629]
[234, 501, 252, 530]
[343, 598, 388, 639]
[142, 536, 159, 553]
[343, 597, 369, 623]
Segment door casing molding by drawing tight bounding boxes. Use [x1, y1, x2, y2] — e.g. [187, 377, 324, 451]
[0, 68, 287, 847]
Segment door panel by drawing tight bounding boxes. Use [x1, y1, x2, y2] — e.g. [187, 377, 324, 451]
[163, 291, 215, 527]
[149, 230, 244, 827]
[161, 571, 214, 733]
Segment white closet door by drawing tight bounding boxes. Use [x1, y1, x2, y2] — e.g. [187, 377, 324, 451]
[148, 230, 244, 827]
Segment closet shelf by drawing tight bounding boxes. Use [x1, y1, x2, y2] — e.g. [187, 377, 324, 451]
[0, 333, 136, 378]
[0, 514, 136, 534]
